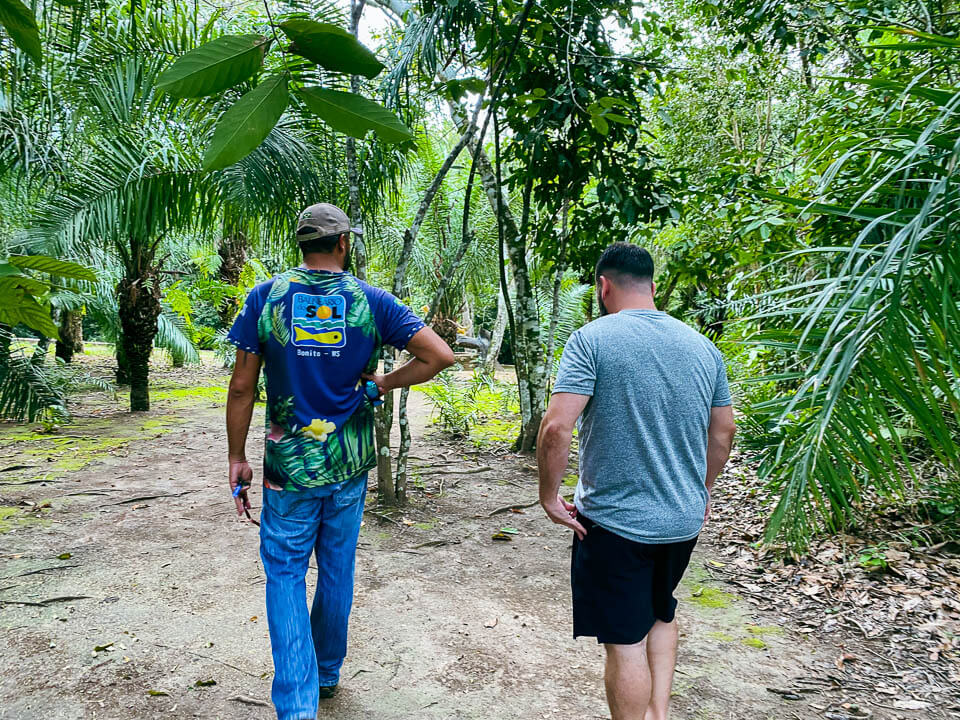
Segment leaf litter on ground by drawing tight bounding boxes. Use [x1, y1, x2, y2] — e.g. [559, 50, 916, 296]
[705, 449, 960, 716]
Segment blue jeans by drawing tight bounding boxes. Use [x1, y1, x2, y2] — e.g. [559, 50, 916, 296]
[259, 474, 367, 720]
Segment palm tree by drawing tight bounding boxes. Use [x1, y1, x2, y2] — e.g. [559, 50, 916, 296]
[27, 7, 342, 410]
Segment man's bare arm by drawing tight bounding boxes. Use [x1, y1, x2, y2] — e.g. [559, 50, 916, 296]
[226, 350, 261, 515]
[705, 405, 736, 493]
[227, 350, 261, 461]
[364, 326, 455, 392]
[537, 392, 590, 539]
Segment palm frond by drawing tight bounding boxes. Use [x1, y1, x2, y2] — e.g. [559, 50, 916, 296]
[745, 55, 960, 547]
[156, 310, 200, 364]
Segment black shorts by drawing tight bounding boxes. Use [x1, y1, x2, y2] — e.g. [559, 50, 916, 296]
[571, 515, 697, 645]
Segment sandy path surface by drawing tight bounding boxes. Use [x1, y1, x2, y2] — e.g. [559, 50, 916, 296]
[0, 366, 878, 720]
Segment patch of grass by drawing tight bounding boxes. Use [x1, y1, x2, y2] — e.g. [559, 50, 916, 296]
[18, 436, 131, 473]
[562, 473, 578, 487]
[81, 343, 116, 357]
[689, 587, 734, 609]
[413, 521, 436, 531]
[471, 417, 520, 448]
[0, 412, 187, 483]
[745, 625, 781, 636]
[140, 417, 186, 434]
[0, 505, 49, 533]
[704, 631, 735, 642]
[741, 637, 767, 650]
[150, 385, 226, 403]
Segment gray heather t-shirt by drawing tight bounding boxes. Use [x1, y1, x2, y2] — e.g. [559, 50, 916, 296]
[553, 309, 731, 544]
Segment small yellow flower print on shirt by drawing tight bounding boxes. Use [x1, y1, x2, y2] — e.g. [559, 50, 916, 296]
[302, 418, 337, 443]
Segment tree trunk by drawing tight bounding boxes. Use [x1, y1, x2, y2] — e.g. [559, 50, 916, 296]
[371, 0, 541, 443]
[115, 340, 130, 385]
[395, 386, 411, 504]
[55, 310, 84, 363]
[374, 387, 397, 504]
[217, 230, 246, 327]
[394, 217, 480, 492]
[117, 269, 162, 412]
[486, 283, 508, 371]
[376, 122, 478, 505]
[477, 155, 544, 452]
[448, 98, 545, 450]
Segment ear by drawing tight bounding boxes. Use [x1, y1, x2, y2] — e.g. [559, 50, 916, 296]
[339, 233, 349, 252]
[598, 275, 609, 298]
[650, 280, 656, 297]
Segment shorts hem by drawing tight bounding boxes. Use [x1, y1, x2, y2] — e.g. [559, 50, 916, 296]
[574, 623, 656, 646]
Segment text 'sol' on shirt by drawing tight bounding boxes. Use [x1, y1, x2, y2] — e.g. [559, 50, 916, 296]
[553, 309, 732, 544]
[227, 268, 425, 490]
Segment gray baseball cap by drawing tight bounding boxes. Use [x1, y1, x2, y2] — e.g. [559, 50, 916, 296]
[296, 203, 362, 241]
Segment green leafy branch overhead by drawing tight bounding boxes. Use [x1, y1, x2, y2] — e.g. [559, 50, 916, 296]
[156, 16, 414, 172]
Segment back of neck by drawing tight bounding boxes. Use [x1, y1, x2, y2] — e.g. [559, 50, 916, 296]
[611, 294, 657, 313]
[301, 254, 343, 273]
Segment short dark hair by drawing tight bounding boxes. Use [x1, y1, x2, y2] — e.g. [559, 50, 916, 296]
[595, 242, 654, 287]
[298, 229, 344, 254]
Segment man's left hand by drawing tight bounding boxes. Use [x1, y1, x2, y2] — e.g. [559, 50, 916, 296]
[361, 372, 393, 396]
[541, 494, 587, 540]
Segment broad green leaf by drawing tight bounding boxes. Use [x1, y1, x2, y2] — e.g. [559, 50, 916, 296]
[203, 74, 289, 172]
[0, 262, 22, 277]
[298, 87, 413, 143]
[591, 115, 609, 135]
[0, 0, 42, 64]
[8, 255, 97, 282]
[0, 274, 48, 298]
[156, 34, 269, 98]
[0, 295, 59, 337]
[279, 19, 384, 79]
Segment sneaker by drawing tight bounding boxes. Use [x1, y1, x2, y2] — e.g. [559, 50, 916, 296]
[318, 684, 338, 700]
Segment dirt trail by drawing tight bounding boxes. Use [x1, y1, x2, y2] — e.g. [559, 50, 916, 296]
[0, 362, 910, 720]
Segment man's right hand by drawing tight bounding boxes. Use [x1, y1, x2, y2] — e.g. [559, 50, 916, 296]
[541, 494, 587, 540]
[229, 460, 253, 517]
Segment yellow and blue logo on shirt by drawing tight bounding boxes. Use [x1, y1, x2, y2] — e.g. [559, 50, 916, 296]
[292, 292, 346, 348]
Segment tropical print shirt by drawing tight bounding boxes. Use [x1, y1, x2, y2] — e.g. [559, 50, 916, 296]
[228, 268, 424, 490]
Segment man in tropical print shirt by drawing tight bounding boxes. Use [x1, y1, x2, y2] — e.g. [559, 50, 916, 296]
[225, 203, 454, 720]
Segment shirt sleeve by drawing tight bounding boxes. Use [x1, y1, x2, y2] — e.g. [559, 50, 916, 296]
[227, 286, 266, 355]
[712, 352, 732, 407]
[368, 288, 426, 350]
[553, 330, 596, 397]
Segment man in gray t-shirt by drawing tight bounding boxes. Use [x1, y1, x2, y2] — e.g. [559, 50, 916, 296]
[537, 242, 736, 720]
